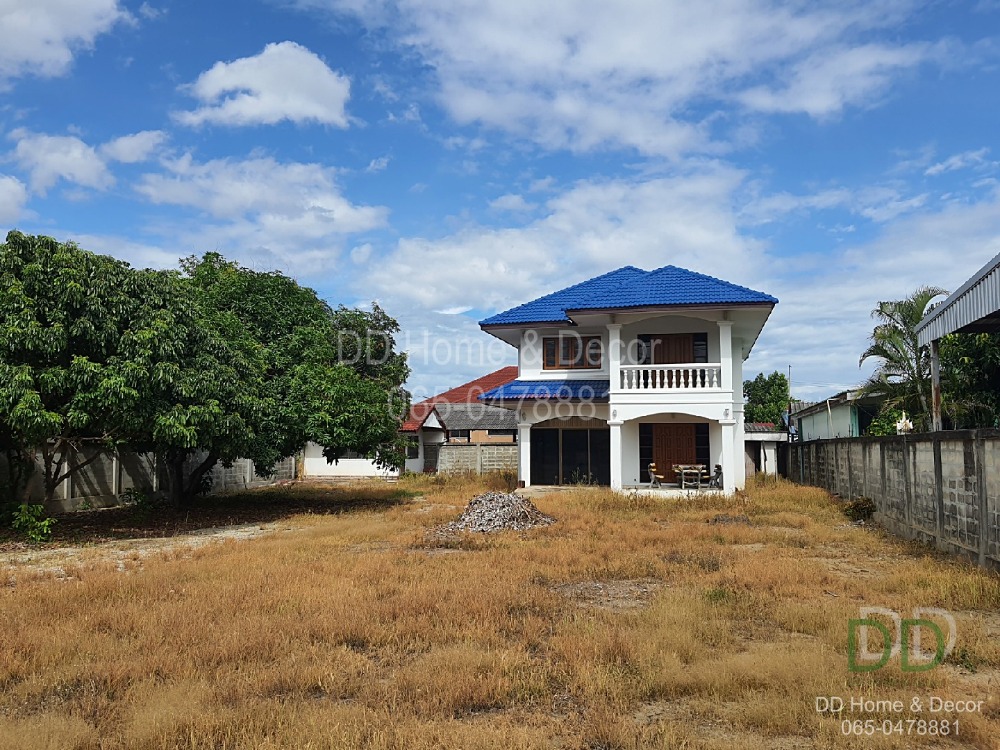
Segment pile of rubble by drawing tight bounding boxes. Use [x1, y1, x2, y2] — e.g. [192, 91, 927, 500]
[443, 491, 555, 533]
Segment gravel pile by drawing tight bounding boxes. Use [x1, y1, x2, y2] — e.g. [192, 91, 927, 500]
[444, 491, 555, 533]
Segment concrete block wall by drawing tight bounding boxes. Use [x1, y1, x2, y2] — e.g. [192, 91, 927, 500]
[788, 430, 1000, 570]
[1, 449, 297, 513]
[437, 444, 518, 475]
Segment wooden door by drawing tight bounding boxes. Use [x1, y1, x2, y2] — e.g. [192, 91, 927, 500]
[647, 334, 693, 364]
[652, 424, 697, 483]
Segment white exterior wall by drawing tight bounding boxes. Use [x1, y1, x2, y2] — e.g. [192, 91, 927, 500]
[518, 327, 610, 380]
[301, 441, 398, 478]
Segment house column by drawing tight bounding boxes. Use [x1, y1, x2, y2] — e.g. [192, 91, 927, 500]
[609, 418, 623, 490]
[717, 320, 734, 393]
[518, 421, 532, 487]
[720, 420, 737, 494]
[607, 323, 622, 393]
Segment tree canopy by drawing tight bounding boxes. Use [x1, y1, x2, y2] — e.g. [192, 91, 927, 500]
[0, 232, 151, 501]
[939, 332, 1000, 429]
[743, 371, 790, 427]
[858, 286, 947, 431]
[1, 233, 410, 509]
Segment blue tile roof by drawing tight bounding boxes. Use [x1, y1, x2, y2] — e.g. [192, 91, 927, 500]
[479, 265, 776, 326]
[480, 380, 610, 401]
[479, 266, 647, 326]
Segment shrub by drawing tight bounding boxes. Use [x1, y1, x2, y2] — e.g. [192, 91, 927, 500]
[843, 496, 876, 522]
[11, 503, 56, 542]
[483, 469, 519, 493]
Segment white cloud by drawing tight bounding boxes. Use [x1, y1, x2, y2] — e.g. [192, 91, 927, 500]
[134, 154, 388, 273]
[488, 193, 533, 212]
[0, 174, 29, 222]
[291, 0, 941, 155]
[740, 183, 930, 226]
[350, 242, 373, 263]
[738, 43, 929, 118]
[365, 166, 762, 314]
[925, 148, 991, 176]
[99, 130, 167, 163]
[9, 129, 113, 194]
[365, 155, 390, 173]
[857, 191, 928, 223]
[741, 188, 852, 225]
[138, 2, 164, 20]
[0, 0, 129, 86]
[174, 41, 351, 127]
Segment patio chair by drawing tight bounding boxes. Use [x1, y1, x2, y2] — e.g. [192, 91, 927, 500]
[707, 464, 723, 489]
[647, 462, 666, 488]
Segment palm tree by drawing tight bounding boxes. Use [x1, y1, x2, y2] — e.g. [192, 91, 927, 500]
[859, 286, 948, 430]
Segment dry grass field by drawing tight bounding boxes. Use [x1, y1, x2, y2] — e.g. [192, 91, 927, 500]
[2, 475, 999, 749]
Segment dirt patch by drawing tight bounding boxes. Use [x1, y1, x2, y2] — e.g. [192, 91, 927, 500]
[632, 698, 812, 748]
[552, 578, 663, 611]
[709, 514, 752, 526]
[1, 521, 295, 582]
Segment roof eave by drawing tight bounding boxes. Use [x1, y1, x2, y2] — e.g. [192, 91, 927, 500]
[563, 301, 776, 317]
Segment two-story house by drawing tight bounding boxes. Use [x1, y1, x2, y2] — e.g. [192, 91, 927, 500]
[478, 266, 777, 493]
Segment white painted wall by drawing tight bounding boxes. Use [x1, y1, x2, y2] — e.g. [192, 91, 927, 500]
[301, 441, 398, 478]
[518, 327, 609, 380]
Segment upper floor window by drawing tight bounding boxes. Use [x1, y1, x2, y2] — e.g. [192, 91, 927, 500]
[543, 335, 602, 370]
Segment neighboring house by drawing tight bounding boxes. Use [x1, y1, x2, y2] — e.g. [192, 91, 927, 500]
[791, 390, 882, 441]
[301, 366, 518, 479]
[400, 366, 519, 473]
[744, 422, 787, 476]
[431, 402, 518, 444]
[478, 266, 777, 493]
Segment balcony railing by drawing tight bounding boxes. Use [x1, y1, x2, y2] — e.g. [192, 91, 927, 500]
[619, 364, 723, 392]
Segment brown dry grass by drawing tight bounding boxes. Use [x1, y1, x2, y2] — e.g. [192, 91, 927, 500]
[2, 475, 999, 749]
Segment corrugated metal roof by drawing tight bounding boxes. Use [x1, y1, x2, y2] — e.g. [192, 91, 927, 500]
[916, 250, 1000, 345]
[479, 265, 776, 327]
[432, 402, 518, 430]
[479, 379, 611, 401]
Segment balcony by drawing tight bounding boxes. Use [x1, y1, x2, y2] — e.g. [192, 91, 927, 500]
[618, 364, 723, 392]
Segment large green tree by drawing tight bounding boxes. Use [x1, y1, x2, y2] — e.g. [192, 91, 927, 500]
[119, 267, 266, 507]
[743, 371, 791, 426]
[179, 253, 410, 482]
[859, 286, 947, 431]
[0, 231, 150, 501]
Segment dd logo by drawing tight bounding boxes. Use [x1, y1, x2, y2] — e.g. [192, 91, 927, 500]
[848, 607, 956, 672]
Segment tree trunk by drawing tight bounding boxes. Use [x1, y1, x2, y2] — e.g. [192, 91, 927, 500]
[162, 451, 219, 508]
[164, 453, 188, 508]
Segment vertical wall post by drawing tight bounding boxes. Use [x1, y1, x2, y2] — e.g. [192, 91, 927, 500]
[930, 338, 942, 432]
[976, 431, 988, 567]
[933, 436, 944, 550]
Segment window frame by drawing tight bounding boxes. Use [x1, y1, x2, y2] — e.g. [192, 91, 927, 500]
[405, 436, 420, 459]
[542, 334, 603, 370]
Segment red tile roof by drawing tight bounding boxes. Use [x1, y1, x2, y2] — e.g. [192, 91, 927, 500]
[401, 366, 519, 431]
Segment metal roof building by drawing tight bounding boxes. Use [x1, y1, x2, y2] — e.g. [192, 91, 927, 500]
[915, 250, 1000, 430]
[916, 251, 1000, 347]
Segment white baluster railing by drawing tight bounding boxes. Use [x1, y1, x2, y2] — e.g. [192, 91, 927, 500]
[618, 364, 723, 391]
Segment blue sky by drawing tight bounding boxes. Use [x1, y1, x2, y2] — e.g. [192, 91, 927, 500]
[2, 0, 1000, 401]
